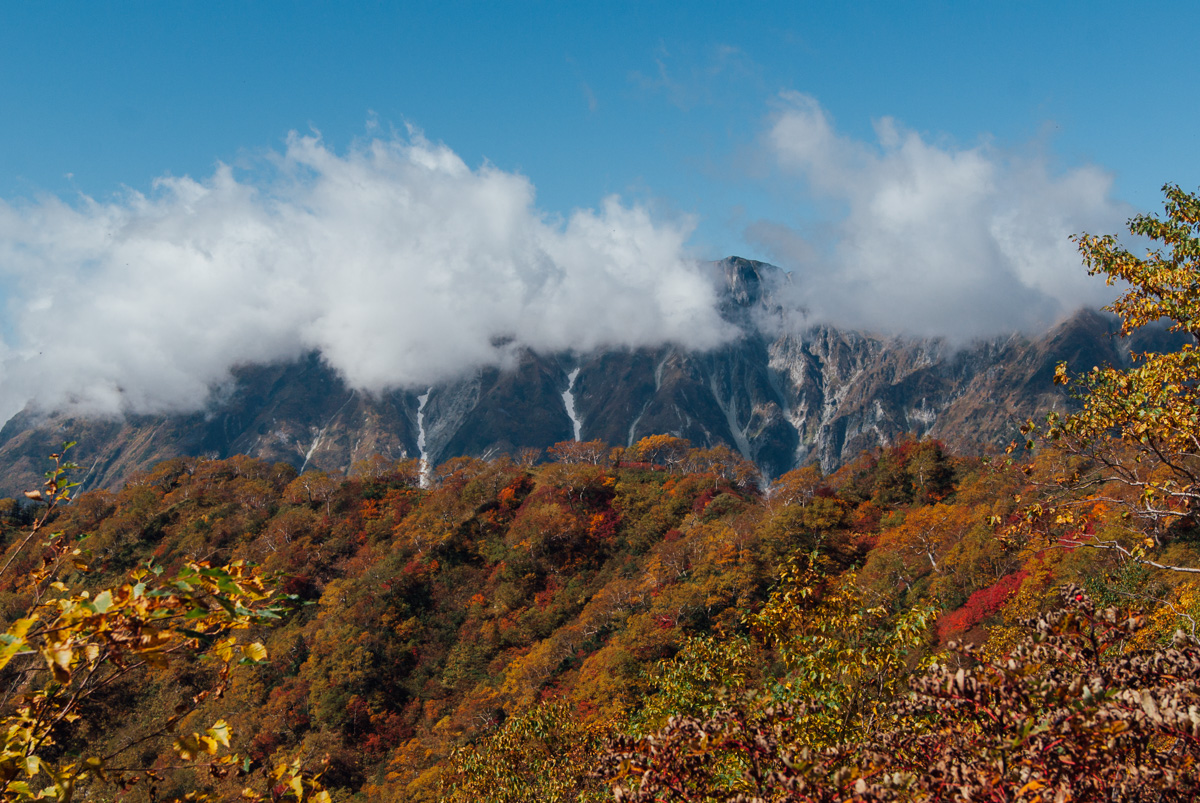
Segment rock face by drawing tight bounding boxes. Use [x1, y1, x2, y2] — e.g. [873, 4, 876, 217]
[0, 257, 1186, 496]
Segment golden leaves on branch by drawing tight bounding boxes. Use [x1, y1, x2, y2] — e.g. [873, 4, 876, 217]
[0, 445, 327, 802]
[1018, 185, 1200, 570]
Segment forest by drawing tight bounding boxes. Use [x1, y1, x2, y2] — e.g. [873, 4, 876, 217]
[1, 186, 1199, 802]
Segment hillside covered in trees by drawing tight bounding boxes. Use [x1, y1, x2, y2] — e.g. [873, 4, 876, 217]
[2, 186, 1200, 801]
[0, 424, 1197, 801]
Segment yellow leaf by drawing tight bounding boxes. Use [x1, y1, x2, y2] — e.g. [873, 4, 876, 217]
[46, 645, 72, 682]
[215, 637, 235, 663]
[0, 617, 36, 671]
[207, 720, 231, 749]
[174, 736, 197, 761]
[84, 756, 106, 781]
[243, 642, 268, 663]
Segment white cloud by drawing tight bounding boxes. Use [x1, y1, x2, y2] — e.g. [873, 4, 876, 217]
[747, 91, 1132, 339]
[0, 131, 736, 425]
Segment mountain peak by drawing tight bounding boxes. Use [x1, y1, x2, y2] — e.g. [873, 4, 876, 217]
[714, 256, 784, 308]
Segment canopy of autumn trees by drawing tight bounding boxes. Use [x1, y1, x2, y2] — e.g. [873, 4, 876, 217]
[1, 422, 1197, 800]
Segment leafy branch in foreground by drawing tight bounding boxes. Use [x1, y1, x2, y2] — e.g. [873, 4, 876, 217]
[1018, 184, 1200, 571]
[0, 446, 328, 802]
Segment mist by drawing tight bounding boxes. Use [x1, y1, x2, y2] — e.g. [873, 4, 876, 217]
[0, 131, 736, 426]
[746, 92, 1134, 340]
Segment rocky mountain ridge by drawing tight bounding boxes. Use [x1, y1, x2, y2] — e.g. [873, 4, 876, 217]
[0, 257, 1182, 496]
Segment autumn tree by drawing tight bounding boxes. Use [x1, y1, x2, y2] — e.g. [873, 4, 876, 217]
[515, 447, 543, 468]
[769, 465, 825, 508]
[681, 446, 760, 489]
[441, 701, 609, 803]
[627, 435, 691, 471]
[867, 502, 975, 593]
[548, 439, 609, 466]
[1024, 184, 1200, 571]
[284, 470, 341, 515]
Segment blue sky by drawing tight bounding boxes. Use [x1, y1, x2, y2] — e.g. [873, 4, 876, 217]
[0, 1, 1197, 422]
[4, 2, 1196, 255]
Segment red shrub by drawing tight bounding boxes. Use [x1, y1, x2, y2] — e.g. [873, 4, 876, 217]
[938, 570, 1027, 642]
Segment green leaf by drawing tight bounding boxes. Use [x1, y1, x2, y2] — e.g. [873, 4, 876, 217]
[91, 590, 113, 614]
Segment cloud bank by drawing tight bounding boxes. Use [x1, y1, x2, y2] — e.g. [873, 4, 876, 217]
[746, 92, 1133, 339]
[0, 100, 1143, 429]
[0, 131, 735, 425]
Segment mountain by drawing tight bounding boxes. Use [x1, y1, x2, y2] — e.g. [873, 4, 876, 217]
[0, 257, 1185, 497]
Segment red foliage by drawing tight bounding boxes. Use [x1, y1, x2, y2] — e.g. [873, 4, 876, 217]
[250, 679, 312, 759]
[248, 729, 283, 762]
[691, 488, 718, 515]
[380, 487, 417, 520]
[587, 510, 619, 540]
[361, 710, 412, 755]
[938, 570, 1028, 641]
[851, 502, 883, 533]
[534, 587, 558, 609]
[497, 475, 534, 511]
